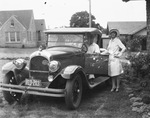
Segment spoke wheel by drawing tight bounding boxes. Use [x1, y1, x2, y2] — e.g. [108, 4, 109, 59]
[3, 72, 22, 104]
[65, 74, 82, 110]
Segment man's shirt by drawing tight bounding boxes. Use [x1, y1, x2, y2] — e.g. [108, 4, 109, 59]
[87, 43, 100, 54]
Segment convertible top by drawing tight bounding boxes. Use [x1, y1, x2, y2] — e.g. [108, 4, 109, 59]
[44, 28, 102, 35]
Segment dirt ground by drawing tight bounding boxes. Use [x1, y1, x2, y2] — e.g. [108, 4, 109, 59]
[0, 48, 141, 118]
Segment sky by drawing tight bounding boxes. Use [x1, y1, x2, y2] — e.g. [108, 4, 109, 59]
[0, 0, 146, 28]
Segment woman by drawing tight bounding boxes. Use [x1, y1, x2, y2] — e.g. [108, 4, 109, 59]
[102, 29, 126, 92]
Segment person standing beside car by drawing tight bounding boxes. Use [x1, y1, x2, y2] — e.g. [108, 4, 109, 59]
[108, 29, 126, 92]
[101, 29, 126, 92]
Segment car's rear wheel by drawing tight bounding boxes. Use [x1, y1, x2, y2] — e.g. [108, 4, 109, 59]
[2, 72, 22, 104]
[65, 74, 82, 110]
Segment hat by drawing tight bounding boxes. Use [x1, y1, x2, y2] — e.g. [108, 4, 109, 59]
[109, 29, 120, 37]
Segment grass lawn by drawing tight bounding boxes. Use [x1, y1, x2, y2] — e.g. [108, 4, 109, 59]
[0, 82, 142, 118]
[0, 48, 38, 59]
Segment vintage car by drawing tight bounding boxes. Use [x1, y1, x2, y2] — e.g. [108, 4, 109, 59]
[0, 28, 110, 109]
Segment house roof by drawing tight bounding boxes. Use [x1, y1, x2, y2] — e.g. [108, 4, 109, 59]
[107, 21, 146, 35]
[35, 19, 46, 31]
[0, 10, 33, 29]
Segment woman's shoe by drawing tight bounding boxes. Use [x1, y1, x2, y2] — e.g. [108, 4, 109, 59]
[110, 88, 116, 92]
[116, 88, 119, 92]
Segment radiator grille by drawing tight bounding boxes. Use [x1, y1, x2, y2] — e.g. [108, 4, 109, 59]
[30, 56, 49, 82]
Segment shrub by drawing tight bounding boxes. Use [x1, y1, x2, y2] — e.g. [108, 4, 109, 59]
[142, 95, 150, 104]
[130, 52, 150, 78]
[126, 38, 141, 52]
[122, 51, 150, 85]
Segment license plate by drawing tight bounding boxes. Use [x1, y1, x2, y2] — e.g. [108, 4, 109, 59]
[25, 79, 41, 87]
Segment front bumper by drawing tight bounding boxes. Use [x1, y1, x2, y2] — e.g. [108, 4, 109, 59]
[0, 83, 66, 97]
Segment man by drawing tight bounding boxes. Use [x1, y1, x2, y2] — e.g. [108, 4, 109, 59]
[87, 34, 100, 54]
[86, 34, 100, 84]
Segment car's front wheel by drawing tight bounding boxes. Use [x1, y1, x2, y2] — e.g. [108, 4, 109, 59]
[65, 74, 82, 110]
[2, 72, 22, 104]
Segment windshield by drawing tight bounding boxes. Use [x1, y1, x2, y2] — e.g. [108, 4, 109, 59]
[47, 34, 84, 48]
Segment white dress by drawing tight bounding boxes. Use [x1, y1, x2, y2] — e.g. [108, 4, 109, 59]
[107, 37, 126, 77]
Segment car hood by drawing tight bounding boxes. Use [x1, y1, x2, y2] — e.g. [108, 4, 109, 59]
[30, 47, 81, 61]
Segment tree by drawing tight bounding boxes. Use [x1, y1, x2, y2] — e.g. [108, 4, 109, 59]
[122, 0, 150, 50]
[70, 11, 96, 27]
[70, 11, 103, 31]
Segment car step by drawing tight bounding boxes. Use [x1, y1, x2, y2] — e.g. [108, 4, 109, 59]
[89, 76, 110, 88]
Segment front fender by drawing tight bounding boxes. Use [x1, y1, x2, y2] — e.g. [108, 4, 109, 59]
[2, 61, 29, 75]
[61, 65, 84, 79]
[2, 62, 16, 74]
[2, 61, 29, 84]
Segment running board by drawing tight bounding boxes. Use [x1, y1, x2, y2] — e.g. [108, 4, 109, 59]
[89, 76, 110, 88]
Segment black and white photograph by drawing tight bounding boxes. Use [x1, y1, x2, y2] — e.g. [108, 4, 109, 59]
[0, 0, 149, 118]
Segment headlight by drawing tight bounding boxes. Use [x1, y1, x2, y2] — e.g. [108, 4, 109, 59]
[49, 60, 60, 72]
[13, 59, 27, 70]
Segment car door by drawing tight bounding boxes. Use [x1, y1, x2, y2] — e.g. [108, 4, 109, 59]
[85, 53, 108, 75]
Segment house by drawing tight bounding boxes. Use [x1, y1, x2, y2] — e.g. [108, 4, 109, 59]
[101, 34, 109, 49]
[35, 19, 46, 47]
[106, 21, 147, 50]
[0, 10, 46, 48]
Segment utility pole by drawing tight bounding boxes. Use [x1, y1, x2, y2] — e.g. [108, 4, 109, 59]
[89, 0, 91, 27]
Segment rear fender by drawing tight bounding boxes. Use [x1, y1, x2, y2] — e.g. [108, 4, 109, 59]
[61, 65, 86, 79]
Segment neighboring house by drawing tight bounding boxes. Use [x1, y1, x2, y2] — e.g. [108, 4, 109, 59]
[107, 21, 147, 50]
[0, 10, 46, 48]
[101, 34, 109, 49]
[35, 19, 46, 47]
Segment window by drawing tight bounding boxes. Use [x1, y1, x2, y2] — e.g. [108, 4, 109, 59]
[27, 31, 32, 41]
[48, 34, 83, 48]
[16, 32, 20, 41]
[10, 32, 15, 41]
[5, 32, 20, 43]
[5, 32, 9, 42]
[37, 31, 41, 41]
[141, 37, 147, 50]
[10, 19, 14, 27]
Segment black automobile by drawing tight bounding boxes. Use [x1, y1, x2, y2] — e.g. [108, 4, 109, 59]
[0, 28, 109, 109]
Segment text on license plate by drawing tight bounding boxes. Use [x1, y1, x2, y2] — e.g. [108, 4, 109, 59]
[25, 79, 41, 86]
